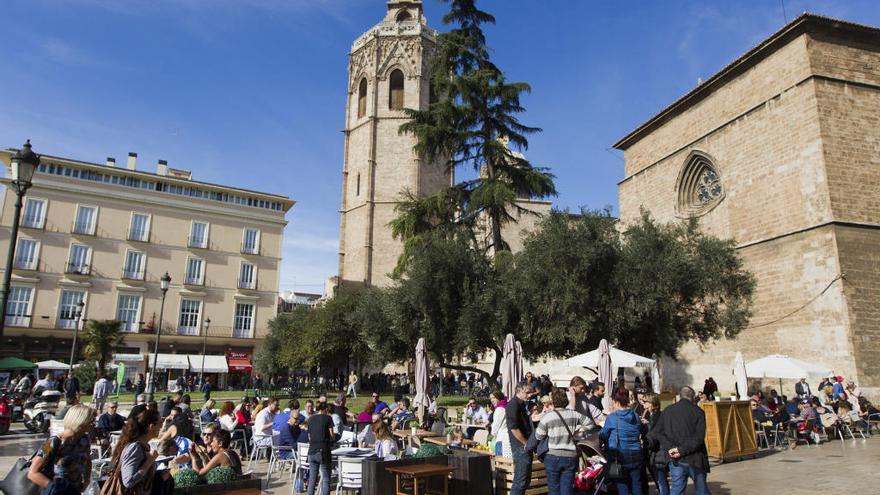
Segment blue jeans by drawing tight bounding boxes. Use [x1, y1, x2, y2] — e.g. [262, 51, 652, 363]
[544, 454, 577, 495]
[669, 460, 710, 495]
[610, 451, 643, 495]
[509, 441, 532, 495]
[307, 452, 330, 495]
[654, 464, 670, 495]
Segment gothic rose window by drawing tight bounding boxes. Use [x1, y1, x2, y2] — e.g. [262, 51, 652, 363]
[676, 151, 724, 217]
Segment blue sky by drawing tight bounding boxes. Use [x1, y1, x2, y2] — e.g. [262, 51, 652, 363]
[1, 0, 877, 293]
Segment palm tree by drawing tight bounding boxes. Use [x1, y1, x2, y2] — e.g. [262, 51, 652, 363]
[81, 320, 124, 375]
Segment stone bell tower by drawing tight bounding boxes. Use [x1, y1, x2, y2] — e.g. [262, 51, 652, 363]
[337, 0, 450, 288]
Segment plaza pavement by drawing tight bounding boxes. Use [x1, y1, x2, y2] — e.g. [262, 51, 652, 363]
[0, 428, 876, 494]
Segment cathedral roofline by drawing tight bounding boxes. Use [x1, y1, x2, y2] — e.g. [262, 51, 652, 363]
[613, 13, 880, 151]
[351, 1, 435, 53]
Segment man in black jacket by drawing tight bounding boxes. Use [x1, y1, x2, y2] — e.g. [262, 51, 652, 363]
[654, 386, 710, 495]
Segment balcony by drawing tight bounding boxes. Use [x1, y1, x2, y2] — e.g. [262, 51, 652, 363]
[138, 322, 253, 339]
[58, 318, 80, 330]
[71, 221, 96, 236]
[237, 277, 256, 290]
[13, 258, 38, 271]
[177, 325, 199, 336]
[187, 236, 208, 249]
[127, 229, 150, 243]
[183, 275, 204, 287]
[121, 269, 145, 281]
[4, 315, 31, 328]
[240, 243, 260, 255]
[21, 215, 44, 229]
[65, 263, 91, 276]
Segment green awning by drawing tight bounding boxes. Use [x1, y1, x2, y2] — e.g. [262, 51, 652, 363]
[0, 357, 37, 371]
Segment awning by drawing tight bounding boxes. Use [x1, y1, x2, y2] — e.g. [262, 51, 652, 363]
[227, 356, 253, 372]
[186, 355, 229, 374]
[565, 346, 655, 369]
[35, 360, 72, 371]
[0, 357, 36, 370]
[148, 353, 189, 370]
[113, 353, 146, 362]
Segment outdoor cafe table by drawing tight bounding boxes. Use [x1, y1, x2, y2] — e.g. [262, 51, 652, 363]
[422, 437, 478, 448]
[393, 428, 437, 449]
[386, 463, 455, 495]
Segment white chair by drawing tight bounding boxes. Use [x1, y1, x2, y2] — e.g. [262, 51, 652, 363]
[248, 426, 273, 470]
[472, 429, 489, 446]
[336, 457, 364, 494]
[265, 432, 296, 482]
[291, 443, 312, 494]
[230, 427, 250, 459]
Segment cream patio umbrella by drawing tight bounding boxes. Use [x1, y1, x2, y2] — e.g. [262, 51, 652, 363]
[733, 352, 749, 400]
[413, 338, 430, 424]
[515, 340, 524, 387]
[501, 334, 518, 399]
[597, 339, 613, 411]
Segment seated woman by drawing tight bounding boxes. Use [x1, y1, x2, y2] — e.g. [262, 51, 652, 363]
[837, 401, 870, 436]
[190, 430, 243, 477]
[356, 402, 376, 423]
[357, 417, 381, 448]
[372, 422, 399, 460]
[218, 401, 237, 432]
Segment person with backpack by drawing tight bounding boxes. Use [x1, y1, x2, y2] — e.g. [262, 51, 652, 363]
[27, 404, 95, 495]
[535, 388, 595, 495]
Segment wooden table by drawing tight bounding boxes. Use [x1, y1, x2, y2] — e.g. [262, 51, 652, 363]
[422, 436, 477, 448]
[393, 428, 437, 449]
[386, 463, 455, 495]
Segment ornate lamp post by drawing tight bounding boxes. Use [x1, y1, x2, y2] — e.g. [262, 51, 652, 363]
[199, 317, 211, 387]
[68, 300, 86, 373]
[0, 140, 40, 337]
[146, 272, 171, 402]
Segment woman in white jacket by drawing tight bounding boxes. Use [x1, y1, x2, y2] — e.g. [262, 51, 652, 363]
[489, 390, 511, 457]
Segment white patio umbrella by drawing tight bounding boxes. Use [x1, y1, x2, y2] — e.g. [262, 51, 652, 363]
[651, 363, 661, 394]
[733, 352, 749, 400]
[745, 354, 832, 396]
[565, 346, 655, 369]
[514, 340, 524, 386]
[501, 334, 518, 399]
[35, 360, 73, 371]
[413, 338, 429, 424]
[597, 339, 613, 411]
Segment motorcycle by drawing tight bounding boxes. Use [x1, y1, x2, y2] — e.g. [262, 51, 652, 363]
[0, 391, 26, 421]
[23, 390, 62, 433]
[0, 396, 10, 434]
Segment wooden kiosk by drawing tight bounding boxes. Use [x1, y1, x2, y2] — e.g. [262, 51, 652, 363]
[701, 400, 758, 462]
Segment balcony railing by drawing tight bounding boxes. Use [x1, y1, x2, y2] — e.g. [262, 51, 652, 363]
[187, 236, 208, 249]
[13, 258, 38, 271]
[237, 278, 256, 290]
[241, 243, 260, 255]
[4, 315, 31, 327]
[127, 229, 150, 243]
[121, 269, 145, 281]
[65, 263, 91, 275]
[71, 221, 96, 235]
[183, 275, 204, 286]
[139, 322, 254, 339]
[21, 215, 44, 229]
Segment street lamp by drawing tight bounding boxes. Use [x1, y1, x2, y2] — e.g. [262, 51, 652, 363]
[68, 300, 86, 373]
[146, 271, 171, 402]
[0, 140, 40, 337]
[199, 317, 211, 387]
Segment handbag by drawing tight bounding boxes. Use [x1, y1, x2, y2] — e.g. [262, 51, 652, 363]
[524, 430, 549, 461]
[0, 456, 42, 495]
[603, 414, 625, 481]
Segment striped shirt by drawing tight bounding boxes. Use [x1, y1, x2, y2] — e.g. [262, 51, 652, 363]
[535, 408, 595, 457]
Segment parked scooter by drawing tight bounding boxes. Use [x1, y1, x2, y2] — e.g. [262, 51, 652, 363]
[0, 391, 26, 421]
[23, 390, 62, 433]
[0, 396, 11, 434]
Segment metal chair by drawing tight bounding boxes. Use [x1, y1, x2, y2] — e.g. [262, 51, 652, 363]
[265, 432, 296, 482]
[248, 426, 273, 470]
[230, 427, 250, 459]
[755, 421, 770, 449]
[336, 457, 364, 494]
[473, 428, 490, 446]
[291, 443, 311, 494]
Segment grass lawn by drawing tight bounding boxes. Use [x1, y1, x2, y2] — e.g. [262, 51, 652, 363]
[81, 389, 471, 412]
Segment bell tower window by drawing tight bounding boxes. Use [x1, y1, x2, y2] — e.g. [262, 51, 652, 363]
[357, 78, 368, 118]
[396, 9, 412, 22]
[389, 69, 405, 110]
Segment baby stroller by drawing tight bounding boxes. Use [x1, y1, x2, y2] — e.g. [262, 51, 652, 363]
[574, 436, 607, 494]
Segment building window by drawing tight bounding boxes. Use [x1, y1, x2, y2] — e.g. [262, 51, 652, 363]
[58, 290, 85, 329]
[178, 299, 201, 335]
[396, 9, 412, 22]
[185, 257, 204, 286]
[242, 228, 261, 255]
[356, 173, 361, 196]
[233, 303, 255, 338]
[357, 78, 368, 118]
[189, 221, 209, 249]
[22, 198, 47, 229]
[72, 205, 97, 235]
[14, 239, 39, 270]
[116, 294, 141, 332]
[675, 151, 725, 217]
[67, 244, 91, 275]
[123, 250, 146, 280]
[129, 213, 151, 242]
[389, 69, 405, 110]
[239, 262, 256, 289]
[5, 286, 33, 327]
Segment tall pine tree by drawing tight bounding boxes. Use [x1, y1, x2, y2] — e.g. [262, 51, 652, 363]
[394, 0, 556, 269]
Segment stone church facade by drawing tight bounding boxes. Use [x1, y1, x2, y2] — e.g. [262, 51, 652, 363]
[614, 14, 880, 398]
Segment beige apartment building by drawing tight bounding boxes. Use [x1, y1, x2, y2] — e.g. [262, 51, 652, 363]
[0, 149, 293, 383]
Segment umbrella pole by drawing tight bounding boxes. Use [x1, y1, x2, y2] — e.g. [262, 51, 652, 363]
[779, 377, 783, 397]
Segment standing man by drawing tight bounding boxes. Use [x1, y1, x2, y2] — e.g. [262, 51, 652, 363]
[588, 382, 606, 413]
[795, 377, 811, 400]
[507, 380, 535, 495]
[306, 402, 335, 495]
[655, 387, 710, 495]
[347, 371, 358, 398]
[92, 374, 111, 413]
[201, 377, 212, 401]
[63, 372, 80, 406]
